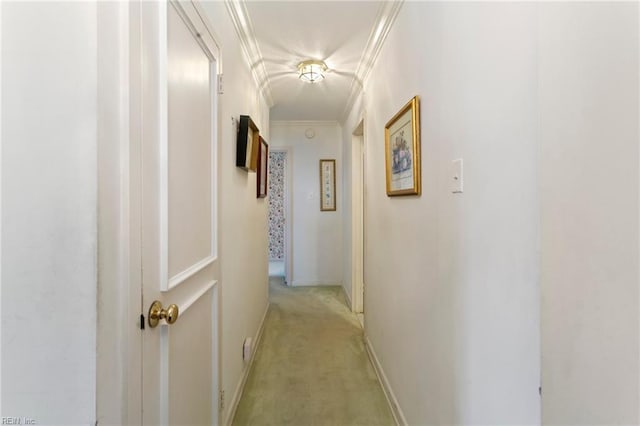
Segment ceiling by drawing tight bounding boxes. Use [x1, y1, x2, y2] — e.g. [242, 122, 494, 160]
[227, 1, 402, 122]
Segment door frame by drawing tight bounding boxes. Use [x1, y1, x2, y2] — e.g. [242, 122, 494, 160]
[96, 1, 224, 424]
[96, 1, 141, 424]
[351, 119, 365, 314]
[269, 147, 293, 285]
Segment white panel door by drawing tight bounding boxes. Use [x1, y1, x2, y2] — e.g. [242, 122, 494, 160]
[139, 2, 220, 424]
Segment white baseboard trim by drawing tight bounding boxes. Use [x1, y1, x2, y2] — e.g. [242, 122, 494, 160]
[342, 285, 353, 310]
[291, 280, 342, 287]
[364, 335, 408, 426]
[224, 303, 270, 426]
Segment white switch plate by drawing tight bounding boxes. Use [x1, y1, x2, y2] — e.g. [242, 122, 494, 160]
[243, 337, 252, 362]
[451, 159, 463, 193]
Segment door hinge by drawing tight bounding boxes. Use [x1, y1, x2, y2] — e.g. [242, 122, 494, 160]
[538, 386, 542, 396]
[219, 390, 225, 410]
[140, 314, 145, 330]
[218, 74, 224, 94]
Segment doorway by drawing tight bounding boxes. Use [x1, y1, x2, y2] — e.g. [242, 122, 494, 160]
[268, 148, 292, 285]
[351, 120, 365, 324]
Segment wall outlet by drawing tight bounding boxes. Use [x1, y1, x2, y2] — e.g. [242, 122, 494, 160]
[243, 337, 253, 361]
[451, 159, 464, 193]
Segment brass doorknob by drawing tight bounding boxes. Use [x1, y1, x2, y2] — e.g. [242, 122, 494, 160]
[148, 300, 179, 328]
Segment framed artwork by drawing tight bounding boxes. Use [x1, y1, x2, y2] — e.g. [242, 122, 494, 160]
[384, 96, 421, 196]
[319, 159, 336, 211]
[236, 115, 260, 171]
[256, 137, 268, 198]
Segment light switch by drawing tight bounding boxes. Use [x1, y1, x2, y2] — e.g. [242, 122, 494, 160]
[307, 191, 315, 201]
[451, 159, 463, 193]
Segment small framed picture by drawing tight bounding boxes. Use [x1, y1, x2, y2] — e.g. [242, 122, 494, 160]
[385, 96, 421, 196]
[319, 159, 336, 211]
[256, 137, 268, 198]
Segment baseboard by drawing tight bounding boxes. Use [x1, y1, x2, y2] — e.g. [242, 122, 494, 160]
[291, 280, 342, 287]
[364, 335, 408, 426]
[224, 303, 270, 426]
[342, 285, 353, 310]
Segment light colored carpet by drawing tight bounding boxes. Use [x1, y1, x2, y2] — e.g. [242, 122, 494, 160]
[232, 277, 395, 426]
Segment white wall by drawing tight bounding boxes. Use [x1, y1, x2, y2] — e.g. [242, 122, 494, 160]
[344, 3, 540, 424]
[270, 122, 343, 287]
[343, 2, 639, 424]
[199, 3, 270, 424]
[539, 3, 639, 424]
[1, 2, 97, 424]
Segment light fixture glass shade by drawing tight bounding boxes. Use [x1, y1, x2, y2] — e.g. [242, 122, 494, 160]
[298, 60, 327, 83]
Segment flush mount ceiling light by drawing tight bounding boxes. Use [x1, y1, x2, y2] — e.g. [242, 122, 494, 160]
[297, 60, 327, 83]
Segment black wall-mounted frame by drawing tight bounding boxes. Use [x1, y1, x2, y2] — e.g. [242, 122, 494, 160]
[236, 115, 260, 171]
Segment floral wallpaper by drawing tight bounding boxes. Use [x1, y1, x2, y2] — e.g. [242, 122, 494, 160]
[268, 152, 286, 260]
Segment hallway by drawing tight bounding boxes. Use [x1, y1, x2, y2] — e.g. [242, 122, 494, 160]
[2, 1, 639, 424]
[233, 278, 394, 425]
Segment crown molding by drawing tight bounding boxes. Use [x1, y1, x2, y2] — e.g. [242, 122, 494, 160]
[225, 0, 274, 107]
[341, 0, 404, 122]
[271, 120, 340, 128]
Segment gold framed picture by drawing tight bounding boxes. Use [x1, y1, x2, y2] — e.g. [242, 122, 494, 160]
[385, 96, 421, 196]
[319, 159, 336, 211]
